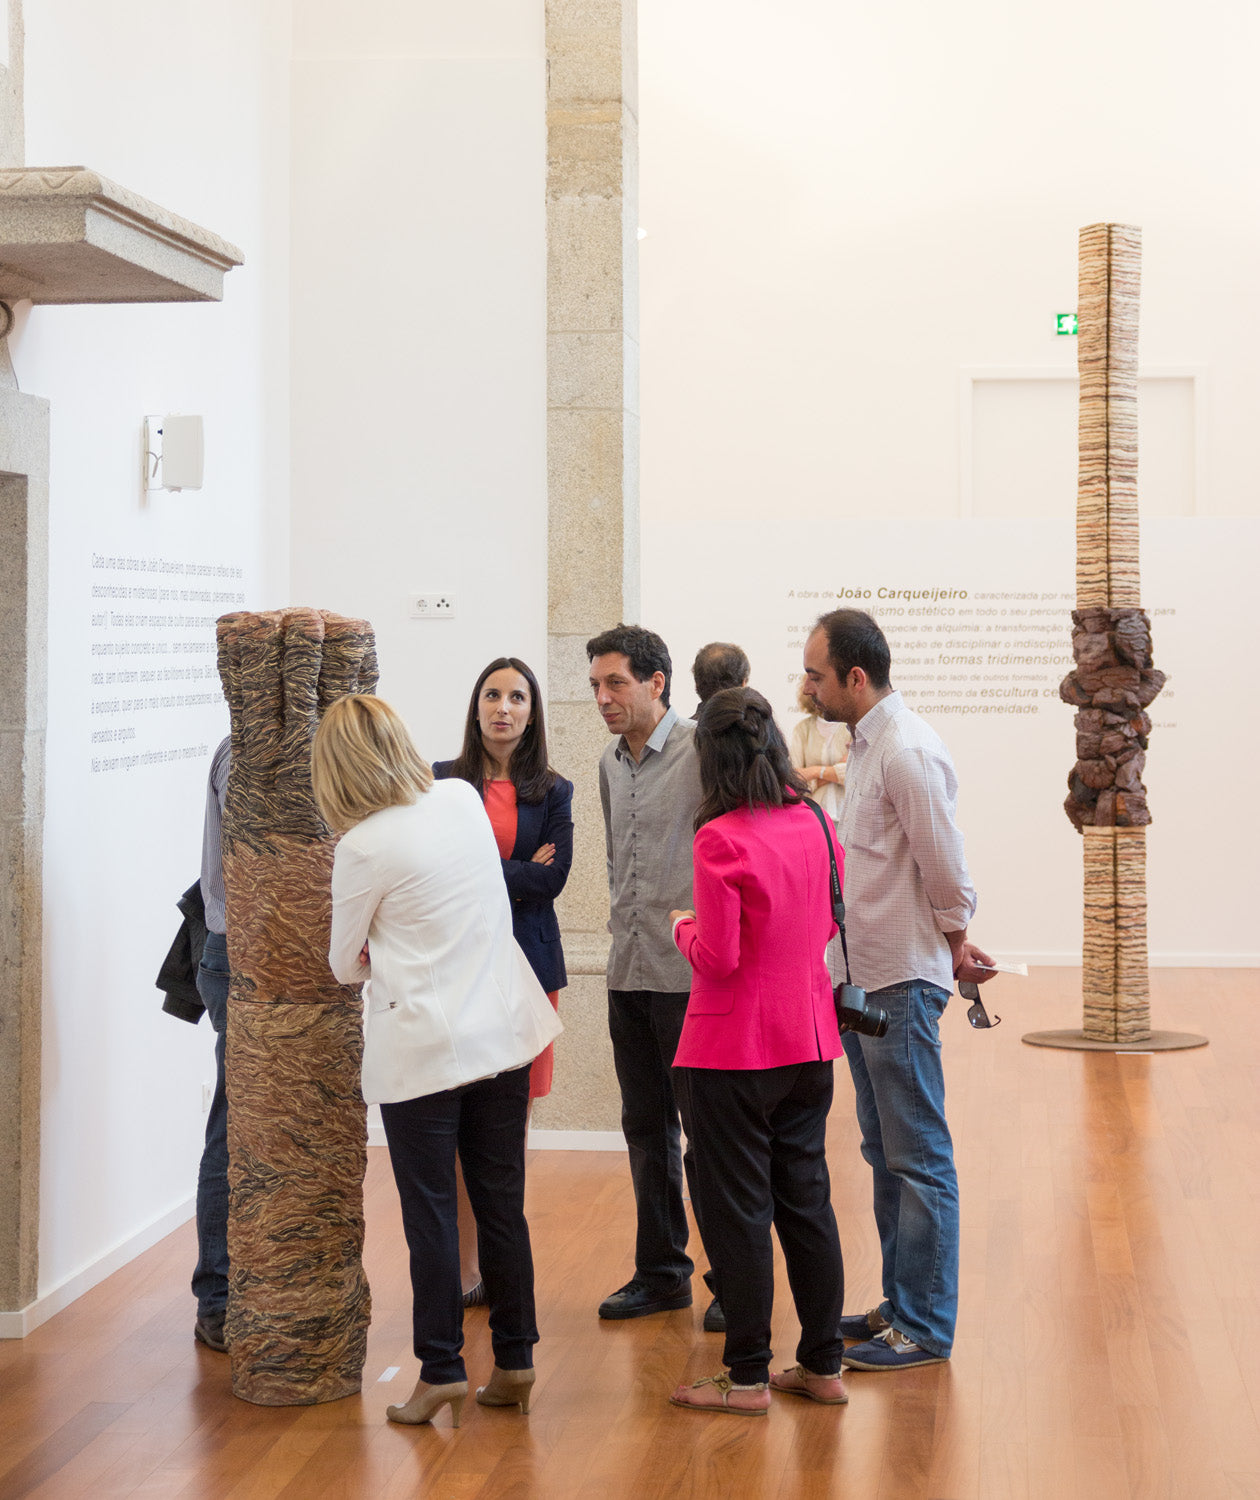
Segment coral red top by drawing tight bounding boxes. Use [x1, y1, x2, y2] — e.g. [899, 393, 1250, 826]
[482, 776, 559, 1099]
[483, 779, 518, 858]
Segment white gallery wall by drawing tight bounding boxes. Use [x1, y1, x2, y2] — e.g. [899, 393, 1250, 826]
[638, 0, 1260, 967]
[287, 0, 548, 763]
[5, 0, 549, 1325]
[10, 0, 290, 1306]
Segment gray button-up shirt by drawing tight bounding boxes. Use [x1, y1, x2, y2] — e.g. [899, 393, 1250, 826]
[200, 736, 231, 936]
[599, 707, 702, 992]
[830, 691, 977, 994]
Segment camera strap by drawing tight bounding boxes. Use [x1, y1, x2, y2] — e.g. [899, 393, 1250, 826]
[804, 797, 853, 986]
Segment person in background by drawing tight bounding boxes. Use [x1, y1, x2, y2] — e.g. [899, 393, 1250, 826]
[788, 678, 850, 825]
[588, 623, 722, 1331]
[667, 688, 849, 1416]
[690, 641, 750, 718]
[434, 657, 574, 1307]
[316, 695, 562, 1427]
[192, 735, 231, 1352]
[802, 609, 994, 1371]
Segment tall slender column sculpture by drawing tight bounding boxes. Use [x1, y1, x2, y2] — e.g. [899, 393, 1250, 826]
[1024, 226, 1204, 1052]
[217, 607, 378, 1403]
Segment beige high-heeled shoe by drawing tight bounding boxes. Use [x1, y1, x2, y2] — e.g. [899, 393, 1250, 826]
[386, 1376, 468, 1427]
[475, 1365, 536, 1414]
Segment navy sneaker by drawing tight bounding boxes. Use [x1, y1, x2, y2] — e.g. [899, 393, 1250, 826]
[839, 1307, 890, 1342]
[840, 1327, 947, 1370]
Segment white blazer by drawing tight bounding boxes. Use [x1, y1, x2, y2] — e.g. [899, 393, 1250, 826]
[328, 780, 564, 1105]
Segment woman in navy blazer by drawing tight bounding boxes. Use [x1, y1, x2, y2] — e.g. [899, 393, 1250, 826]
[433, 656, 573, 1089]
[667, 687, 848, 1416]
[434, 657, 573, 1307]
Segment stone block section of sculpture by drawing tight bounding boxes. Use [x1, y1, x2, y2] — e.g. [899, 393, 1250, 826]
[1075, 223, 1142, 608]
[1080, 826, 1118, 1038]
[216, 607, 378, 1406]
[1113, 829, 1152, 1042]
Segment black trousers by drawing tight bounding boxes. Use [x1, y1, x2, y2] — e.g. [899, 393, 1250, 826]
[673, 1061, 845, 1385]
[608, 988, 713, 1290]
[380, 1064, 537, 1385]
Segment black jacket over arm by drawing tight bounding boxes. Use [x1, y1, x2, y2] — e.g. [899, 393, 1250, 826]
[156, 881, 209, 1023]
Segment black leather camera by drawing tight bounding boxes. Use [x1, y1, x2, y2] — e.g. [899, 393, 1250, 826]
[836, 982, 889, 1038]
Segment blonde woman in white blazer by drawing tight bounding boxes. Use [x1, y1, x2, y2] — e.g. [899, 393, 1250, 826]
[313, 695, 562, 1430]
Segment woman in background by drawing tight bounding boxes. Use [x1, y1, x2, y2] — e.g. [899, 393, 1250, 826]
[434, 657, 573, 1305]
[668, 688, 848, 1415]
[315, 695, 562, 1427]
[789, 678, 849, 824]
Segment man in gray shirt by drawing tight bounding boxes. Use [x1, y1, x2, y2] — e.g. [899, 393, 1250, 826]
[588, 624, 719, 1325]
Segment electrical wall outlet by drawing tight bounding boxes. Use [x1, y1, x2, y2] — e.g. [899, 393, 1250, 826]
[201, 1081, 214, 1113]
[408, 593, 457, 619]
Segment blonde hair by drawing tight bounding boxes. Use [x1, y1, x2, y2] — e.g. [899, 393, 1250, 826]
[311, 695, 433, 832]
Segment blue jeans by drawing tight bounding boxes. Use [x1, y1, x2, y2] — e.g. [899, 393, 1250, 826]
[843, 980, 958, 1357]
[191, 930, 229, 1321]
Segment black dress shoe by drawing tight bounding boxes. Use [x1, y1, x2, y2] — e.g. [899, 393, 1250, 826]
[598, 1277, 693, 1320]
[702, 1296, 727, 1333]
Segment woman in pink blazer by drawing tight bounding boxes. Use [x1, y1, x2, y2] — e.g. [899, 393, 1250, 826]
[667, 688, 849, 1416]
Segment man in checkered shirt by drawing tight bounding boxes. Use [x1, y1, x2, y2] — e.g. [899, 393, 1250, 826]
[801, 608, 996, 1371]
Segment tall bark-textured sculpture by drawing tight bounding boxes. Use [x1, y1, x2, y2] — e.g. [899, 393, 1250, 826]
[1024, 226, 1204, 1052]
[217, 608, 378, 1404]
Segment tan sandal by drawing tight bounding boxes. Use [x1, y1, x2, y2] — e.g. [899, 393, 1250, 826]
[769, 1363, 849, 1404]
[668, 1372, 770, 1415]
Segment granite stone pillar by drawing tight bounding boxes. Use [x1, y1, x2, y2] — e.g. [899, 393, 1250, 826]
[536, 0, 639, 1132]
[217, 608, 377, 1403]
[0, 0, 22, 170]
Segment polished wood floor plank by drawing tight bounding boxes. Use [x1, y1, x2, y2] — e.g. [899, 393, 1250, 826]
[0, 1403, 130, 1500]
[4, 970, 1260, 1499]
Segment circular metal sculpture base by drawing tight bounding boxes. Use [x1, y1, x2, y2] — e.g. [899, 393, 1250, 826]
[1022, 1029, 1208, 1052]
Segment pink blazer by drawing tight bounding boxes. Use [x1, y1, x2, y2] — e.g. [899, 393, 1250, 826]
[672, 800, 844, 1070]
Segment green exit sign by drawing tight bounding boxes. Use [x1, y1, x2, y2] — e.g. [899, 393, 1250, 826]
[1056, 313, 1078, 335]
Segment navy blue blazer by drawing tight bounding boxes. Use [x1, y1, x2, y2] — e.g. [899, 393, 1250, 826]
[431, 762, 573, 994]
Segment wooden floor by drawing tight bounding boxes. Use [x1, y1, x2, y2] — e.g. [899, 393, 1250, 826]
[3, 969, 1259, 1500]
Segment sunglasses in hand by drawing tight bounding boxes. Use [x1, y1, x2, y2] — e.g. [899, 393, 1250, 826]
[959, 979, 1000, 1029]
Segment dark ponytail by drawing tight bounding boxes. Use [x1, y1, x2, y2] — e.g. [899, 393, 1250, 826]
[693, 687, 807, 830]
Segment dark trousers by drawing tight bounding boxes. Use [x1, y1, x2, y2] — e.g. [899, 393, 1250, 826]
[674, 1061, 845, 1386]
[609, 988, 713, 1290]
[191, 931, 229, 1320]
[380, 1064, 537, 1385]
